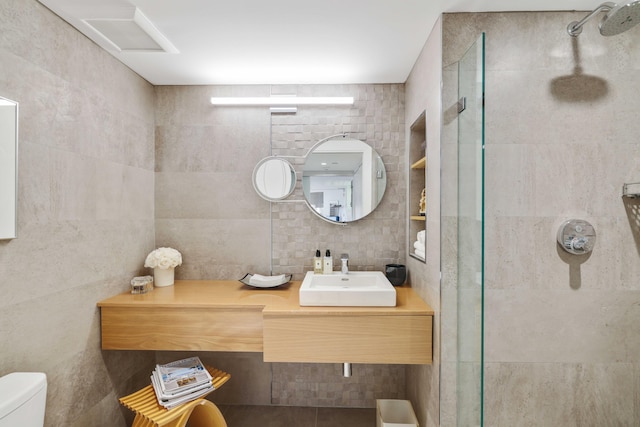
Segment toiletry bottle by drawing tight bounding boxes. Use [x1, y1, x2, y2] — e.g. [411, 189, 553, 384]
[323, 250, 332, 274]
[314, 250, 323, 274]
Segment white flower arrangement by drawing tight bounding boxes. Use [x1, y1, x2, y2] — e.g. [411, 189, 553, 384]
[144, 247, 183, 270]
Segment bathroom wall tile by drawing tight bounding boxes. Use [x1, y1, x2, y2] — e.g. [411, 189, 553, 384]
[155, 218, 271, 279]
[69, 392, 130, 427]
[155, 123, 270, 174]
[484, 144, 536, 218]
[95, 162, 127, 221]
[532, 143, 635, 218]
[438, 362, 457, 427]
[485, 70, 616, 150]
[0, 220, 153, 307]
[46, 347, 115, 426]
[271, 363, 405, 408]
[444, 12, 624, 74]
[17, 140, 51, 226]
[155, 172, 269, 220]
[485, 215, 627, 292]
[121, 166, 155, 220]
[485, 289, 640, 364]
[405, 364, 438, 427]
[633, 363, 640, 420]
[485, 362, 636, 426]
[50, 150, 98, 220]
[618, 208, 640, 291]
[484, 216, 535, 290]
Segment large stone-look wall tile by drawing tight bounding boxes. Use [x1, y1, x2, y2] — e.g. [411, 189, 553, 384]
[121, 166, 155, 220]
[271, 363, 405, 407]
[155, 219, 271, 280]
[485, 289, 640, 364]
[636, 364, 640, 423]
[50, 150, 98, 220]
[155, 124, 270, 173]
[484, 144, 536, 217]
[485, 70, 615, 149]
[155, 172, 269, 220]
[17, 140, 51, 226]
[485, 362, 636, 426]
[532, 143, 636, 218]
[0, 221, 154, 307]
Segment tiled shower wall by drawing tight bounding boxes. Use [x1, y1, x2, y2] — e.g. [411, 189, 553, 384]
[154, 84, 407, 407]
[442, 12, 640, 425]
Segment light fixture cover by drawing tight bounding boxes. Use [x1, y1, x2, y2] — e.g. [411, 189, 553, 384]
[210, 96, 354, 106]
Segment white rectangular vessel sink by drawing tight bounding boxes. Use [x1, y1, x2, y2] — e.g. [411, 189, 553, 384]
[299, 271, 397, 307]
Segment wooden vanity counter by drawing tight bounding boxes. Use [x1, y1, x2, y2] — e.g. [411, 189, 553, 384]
[97, 280, 433, 364]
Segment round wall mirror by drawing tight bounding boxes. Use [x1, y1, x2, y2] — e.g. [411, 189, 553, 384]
[302, 137, 386, 223]
[252, 157, 296, 201]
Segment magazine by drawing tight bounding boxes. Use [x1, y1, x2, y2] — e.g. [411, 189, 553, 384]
[150, 357, 214, 408]
[152, 370, 212, 400]
[156, 356, 212, 395]
[150, 373, 213, 409]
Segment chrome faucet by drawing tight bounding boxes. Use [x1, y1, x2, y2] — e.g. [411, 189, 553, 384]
[340, 253, 349, 274]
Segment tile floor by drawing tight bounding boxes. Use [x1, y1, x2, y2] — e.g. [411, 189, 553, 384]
[217, 405, 375, 427]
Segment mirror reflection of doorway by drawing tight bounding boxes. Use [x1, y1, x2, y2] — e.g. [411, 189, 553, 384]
[302, 138, 385, 223]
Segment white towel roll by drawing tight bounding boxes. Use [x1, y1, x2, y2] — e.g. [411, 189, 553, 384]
[417, 230, 425, 244]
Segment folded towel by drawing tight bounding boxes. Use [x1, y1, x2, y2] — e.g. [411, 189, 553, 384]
[414, 240, 425, 251]
[249, 274, 286, 286]
[417, 230, 425, 244]
[414, 248, 425, 259]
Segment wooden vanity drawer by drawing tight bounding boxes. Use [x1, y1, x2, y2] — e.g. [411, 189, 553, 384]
[100, 306, 263, 352]
[263, 313, 432, 364]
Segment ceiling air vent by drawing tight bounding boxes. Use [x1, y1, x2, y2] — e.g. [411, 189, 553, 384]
[83, 8, 178, 53]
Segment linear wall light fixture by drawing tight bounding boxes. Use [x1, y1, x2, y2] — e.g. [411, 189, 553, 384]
[210, 96, 354, 106]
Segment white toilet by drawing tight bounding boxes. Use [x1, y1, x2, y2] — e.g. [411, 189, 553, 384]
[0, 372, 47, 427]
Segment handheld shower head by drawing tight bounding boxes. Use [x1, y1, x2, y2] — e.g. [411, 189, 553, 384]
[567, 1, 640, 36]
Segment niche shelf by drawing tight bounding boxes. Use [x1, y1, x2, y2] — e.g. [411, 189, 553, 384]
[409, 112, 426, 263]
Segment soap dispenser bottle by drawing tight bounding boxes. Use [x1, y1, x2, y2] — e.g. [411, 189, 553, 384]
[323, 250, 333, 274]
[314, 250, 323, 274]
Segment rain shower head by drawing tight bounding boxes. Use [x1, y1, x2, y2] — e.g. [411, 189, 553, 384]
[600, 0, 640, 34]
[567, 1, 640, 36]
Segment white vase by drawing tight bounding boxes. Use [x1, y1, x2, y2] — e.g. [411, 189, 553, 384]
[154, 267, 175, 287]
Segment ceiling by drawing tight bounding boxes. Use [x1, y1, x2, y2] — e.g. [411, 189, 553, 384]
[37, 0, 596, 85]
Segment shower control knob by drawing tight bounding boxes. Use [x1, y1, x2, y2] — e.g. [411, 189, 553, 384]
[557, 219, 596, 255]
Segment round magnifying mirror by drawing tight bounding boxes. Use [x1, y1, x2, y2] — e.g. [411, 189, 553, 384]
[302, 137, 386, 223]
[252, 157, 297, 201]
